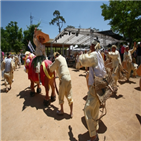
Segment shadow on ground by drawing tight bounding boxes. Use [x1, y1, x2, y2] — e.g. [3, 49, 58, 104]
[17, 89, 71, 120]
[68, 125, 77, 141]
[68, 124, 89, 141]
[110, 92, 124, 99]
[17, 89, 45, 111]
[83, 95, 87, 101]
[71, 69, 80, 72]
[134, 87, 141, 91]
[43, 104, 71, 120]
[118, 80, 136, 85]
[136, 114, 141, 125]
[79, 74, 86, 77]
[1, 88, 8, 93]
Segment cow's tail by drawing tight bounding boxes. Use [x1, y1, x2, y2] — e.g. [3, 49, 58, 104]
[54, 71, 59, 95]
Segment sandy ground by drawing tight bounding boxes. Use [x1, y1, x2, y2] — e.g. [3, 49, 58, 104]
[0, 65, 141, 141]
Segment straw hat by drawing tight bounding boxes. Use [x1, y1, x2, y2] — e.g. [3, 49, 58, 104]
[111, 45, 117, 49]
[54, 52, 60, 57]
[25, 51, 30, 56]
[36, 30, 49, 43]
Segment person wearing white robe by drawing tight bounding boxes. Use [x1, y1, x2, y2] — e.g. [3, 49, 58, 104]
[49, 52, 73, 118]
[105, 45, 123, 85]
[123, 43, 137, 80]
[77, 40, 107, 141]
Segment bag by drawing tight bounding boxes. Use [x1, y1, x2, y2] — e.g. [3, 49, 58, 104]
[93, 68, 117, 104]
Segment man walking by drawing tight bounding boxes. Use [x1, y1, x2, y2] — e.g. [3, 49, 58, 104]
[49, 52, 73, 118]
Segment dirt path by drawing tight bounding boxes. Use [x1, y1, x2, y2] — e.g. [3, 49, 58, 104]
[1, 65, 141, 141]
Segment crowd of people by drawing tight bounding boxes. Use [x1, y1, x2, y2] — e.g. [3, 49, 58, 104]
[1, 28, 141, 141]
[1, 52, 24, 92]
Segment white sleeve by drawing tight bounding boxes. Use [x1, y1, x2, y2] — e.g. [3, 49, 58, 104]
[79, 51, 98, 67]
[108, 51, 118, 59]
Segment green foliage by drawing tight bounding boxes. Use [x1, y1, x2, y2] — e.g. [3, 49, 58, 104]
[1, 21, 41, 53]
[23, 23, 40, 51]
[49, 10, 66, 33]
[3, 21, 24, 53]
[101, 1, 141, 46]
[1, 27, 10, 52]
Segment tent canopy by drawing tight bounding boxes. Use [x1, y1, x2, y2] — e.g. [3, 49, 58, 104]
[50, 28, 125, 47]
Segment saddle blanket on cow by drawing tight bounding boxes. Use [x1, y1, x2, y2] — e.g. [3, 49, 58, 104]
[28, 59, 53, 85]
[40, 60, 54, 86]
[28, 58, 39, 83]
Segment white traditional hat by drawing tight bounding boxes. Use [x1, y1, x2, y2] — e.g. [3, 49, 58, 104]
[25, 51, 30, 56]
[91, 37, 100, 45]
[91, 40, 98, 45]
[111, 45, 117, 49]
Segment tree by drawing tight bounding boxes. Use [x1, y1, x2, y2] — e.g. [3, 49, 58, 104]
[1, 27, 10, 52]
[49, 10, 66, 33]
[5, 21, 24, 53]
[101, 1, 141, 47]
[23, 23, 40, 51]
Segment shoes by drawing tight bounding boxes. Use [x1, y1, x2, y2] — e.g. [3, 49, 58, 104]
[70, 113, 73, 118]
[56, 110, 64, 115]
[51, 95, 56, 102]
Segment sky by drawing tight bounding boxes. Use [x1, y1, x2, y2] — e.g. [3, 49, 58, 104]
[1, 0, 111, 39]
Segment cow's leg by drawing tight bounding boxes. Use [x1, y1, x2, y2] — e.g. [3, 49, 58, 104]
[30, 80, 35, 97]
[43, 77, 50, 106]
[36, 82, 41, 94]
[50, 78, 56, 102]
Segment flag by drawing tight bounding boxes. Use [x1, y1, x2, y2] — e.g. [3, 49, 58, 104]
[28, 41, 35, 52]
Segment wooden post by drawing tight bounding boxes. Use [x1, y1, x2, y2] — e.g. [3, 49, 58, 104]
[51, 43, 53, 56]
[63, 43, 64, 56]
